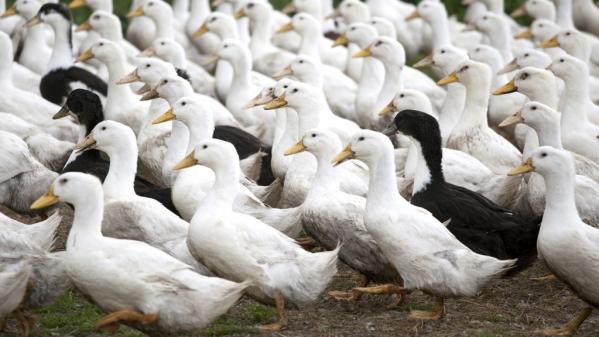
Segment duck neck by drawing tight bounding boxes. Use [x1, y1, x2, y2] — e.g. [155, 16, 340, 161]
[298, 26, 322, 61]
[439, 83, 465, 143]
[488, 26, 513, 63]
[105, 53, 137, 113]
[92, 0, 112, 12]
[296, 104, 321, 135]
[377, 61, 404, 110]
[427, 13, 451, 49]
[152, 12, 175, 39]
[542, 168, 580, 223]
[0, 40, 12, 85]
[103, 137, 138, 199]
[101, 25, 123, 42]
[555, 0, 575, 29]
[67, 189, 104, 250]
[412, 138, 444, 195]
[164, 120, 190, 176]
[534, 120, 563, 149]
[560, 75, 591, 127]
[458, 79, 490, 130]
[48, 20, 74, 70]
[185, 118, 214, 154]
[249, 14, 272, 57]
[203, 161, 239, 211]
[229, 54, 253, 93]
[172, 0, 189, 20]
[366, 150, 407, 209]
[310, 150, 340, 194]
[529, 82, 559, 110]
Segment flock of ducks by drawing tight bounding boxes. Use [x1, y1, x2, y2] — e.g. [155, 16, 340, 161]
[0, 0, 599, 336]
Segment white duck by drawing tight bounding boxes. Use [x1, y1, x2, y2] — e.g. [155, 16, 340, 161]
[177, 139, 339, 332]
[30, 171, 249, 335]
[127, 0, 189, 50]
[510, 0, 555, 21]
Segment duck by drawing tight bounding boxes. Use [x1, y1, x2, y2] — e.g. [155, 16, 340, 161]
[387, 109, 539, 268]
[538, 28, 599, 77]
[332, 129, 516, 320]
[274, 55, 358, 122]
[0, 31, 79, 143]
[0, 131, 58, 213]
[499, 102, 599, 226]
[54, 89, 180, 214]
[438, 60, 523, 174]
[175, 138, 339, 331]
[572, 0, 599, 37]
[29, 171, 249, 336]
[497, 48, 553, 75]
[127, 0, 190, 51]
[235, 1, 296, 78]
[284, 129, 402, 303]
[547, 55, 599, 162]
[511, 0, 555, 21]
[494, 67, 560, 111]
[28, 3, 107, 105]
[507, 146, 599, 335]
[77, 39, 149, 135]
[142, 38, 216, 98]
[0, 211, 69, 337]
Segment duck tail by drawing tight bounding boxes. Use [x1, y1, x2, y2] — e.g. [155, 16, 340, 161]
[295, 244, 341, 303]
[28, 212, 62, 251]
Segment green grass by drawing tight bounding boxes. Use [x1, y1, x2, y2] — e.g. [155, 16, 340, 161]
[467, 330, 499, 337]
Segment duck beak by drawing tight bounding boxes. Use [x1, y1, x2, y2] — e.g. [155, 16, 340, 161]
[277, 22, 294, 34]
[244, 92, 273, 109]
[497, 59, 519, 75]
[1, 4, 17, 18]
[282, 2, 297, 15]
[383, 123, 399, 136]
[117, 70, 140, 85]
[234, 9, 246, 20]
[140, 85, 159, 101]
[75, 20, 92, 32]
[75, 133, 97, 152]
[284, 139, 306, 156]
[332, 144, 355, 167]
[193, 23, 210, 37]
[332, 33, 348, 48]
[514, 28, 533, 40]
[263, 93, 288, 110]
[136, 83, 151, 95]
[152, 108, 176, 124]
[139, 47, 155, 57]
[30, 186, 59, 210]
[173, 151, 198, 170]
[127, 6, 145, 18]
[437, 71, 458, 86]
[499, 110, 524, 128]
[405, 10, 420, 21]
[76, 48, 94, 63]
[202, 55, 220, 66]
[324, 9, 340, 20]
[539, 35, 559, 48]
[53, 105, 72, 120]
[212, 0, 225, 6]
[68, 0, 87, 9]
[510, 5, 526, 18]
[25, 15, 42, 28]
[273, 65, 293, 80]
[352, 46, 371, 58]
[413, 54, 433, 68]
[378, 100, 396, 117]
[493, 79, 517, 95]
[508, 157, 535, 176]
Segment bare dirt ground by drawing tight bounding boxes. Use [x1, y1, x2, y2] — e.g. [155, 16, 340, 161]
[2, 203, 598, 337]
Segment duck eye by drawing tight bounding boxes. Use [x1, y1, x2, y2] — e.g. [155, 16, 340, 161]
[531, 106, 537, 110]
[347, 4, 352, 7]
[148, 2, 154, 6]
[539, 24, 544, 27]
[93, 15, 100, 20]
[350, 27, 356, 31]
[524, 53, 529, 57]
[475, 48, 480, 52]
[375, 41, 382, 47]
[247, 3, 254, 8]
[399, 94, 404, 98]
[99, 42, 104, 46]
[101, 126, 107, 130]
[560, 59, 564, 63]
[311, 133, 316, 137]
[210, 17, 216, 22]
[292, 88, 298, 93]
[299, 60, 304, 63]
[358, 136, 365, 141]
[483, 16, 487, 20]
[283, 84, 288, 88]
[440, 50, 445, 54]
[541, 152, 547, 157]
[181, 101, 187, 106]
[202, 145, 208, 149]
[145, 64, 151, 68]
[161, 42, 165, 45]
[565, 32, 571, 36]
[520, 73, 528, 80]
[60, 178, 68, 184]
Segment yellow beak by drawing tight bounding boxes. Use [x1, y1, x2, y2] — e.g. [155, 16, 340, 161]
[75, 133, 96, 152]
[31, 186, 59, 210]
[413, 54, 433, 68]
[514, 29, 533, 40]
[405, 10, 420, 21]
[127, 6, 145, 18]
[193, 23, 210, 38]
[332, 144, 355, 166]
[173, 151, 198, 170]
[244, 91, 273, 109]
[234, 9, 246, 20]
[140, 86, 159, 101]
[493, 79, 517, 95]
[136, 83, 151, 95]
[68, 0, 87, 9]
[352, 46, 371, 58]
[263, 93, 288, 110]
[284, 139, 306, 156]
[117, 70, 140, 85]
[152, 108, 176, 124]
[75, 48, 94, 63]
[282, 2, 297, 15]
[498, 110, 524, 128]
[379, 100, 396, 117]
[273, 65, 293, 80]
[53, 105, 71, 120]
[510, 5, 526, 18]
[507, 158, 535, 176]
[332, 34, 348, 48]
[1, 4, 17, 18]
[75, 20, 92, 32]
[277, 22, 294, 34]
[538, 36, 559, 48]
[437, 71, 458, 86]
[25, 15, 42, 28]
[139, 47, 155, 57]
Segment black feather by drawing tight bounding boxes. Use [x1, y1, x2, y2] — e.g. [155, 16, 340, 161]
[41, 68, 108, 105]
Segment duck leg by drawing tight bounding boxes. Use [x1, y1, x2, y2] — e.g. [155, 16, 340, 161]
[538, 307, 593, 336]
[296, 236, 318, 250]
[409, 297, 445, 320]
[15, 308, 36, 337]
[328, 274, 369, 301]
[531, 274, 558, 282]
[259, 293, 288, 332]
[96, 309, 158, 332]
[352, 283, 406, 308]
